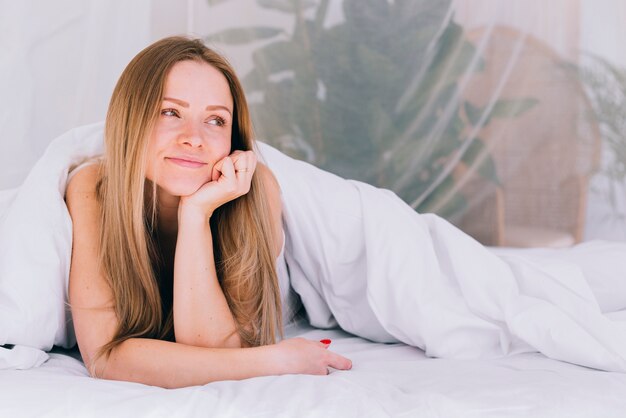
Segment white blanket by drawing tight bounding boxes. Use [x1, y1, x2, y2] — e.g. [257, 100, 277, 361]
[3, 122, 626, 372]
[257, 140, 626, 372]
[6, 321, 626, 417]
[0, 123, 104, 368]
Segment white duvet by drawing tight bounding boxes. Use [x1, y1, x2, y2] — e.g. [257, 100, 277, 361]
[3, 122, 626, 373]
[5, 321, 626, 418]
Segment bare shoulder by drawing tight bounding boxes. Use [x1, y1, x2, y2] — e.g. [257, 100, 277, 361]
[255, 162, 284, 257]
[255, 162, 280, 191]
[65, 162, 103, 206]
[64, 161, 112, 309]
[65, 162, 118, 374]
[64, 161, 107, 290]
[255, 162, 282, 207]
[65, 162, 104, 255]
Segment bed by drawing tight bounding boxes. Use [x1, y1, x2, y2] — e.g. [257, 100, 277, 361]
[3, 317, 626, 417]
[3, 123, 626, 417]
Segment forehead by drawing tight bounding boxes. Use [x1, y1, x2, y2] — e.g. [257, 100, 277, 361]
[163, 60, 234, 111]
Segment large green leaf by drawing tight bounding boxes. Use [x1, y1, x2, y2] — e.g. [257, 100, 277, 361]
[465, 98, 538, 126]
[251, 40, 308, 75]
[214, 0, 537, 229]
[415, 175, 468, 217]
[490, 98, 539, 119]
[464, 101, 482, 126]
[343, 0, 390, 28]
[461, 138, 501, 185]
[205, 27, 283, 45]
[258, 0, 316, 13]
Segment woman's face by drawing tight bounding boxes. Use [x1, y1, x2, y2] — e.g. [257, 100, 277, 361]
[146, 59, 234, 197]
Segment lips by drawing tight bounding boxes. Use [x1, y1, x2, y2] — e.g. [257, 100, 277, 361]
[166, 157, 207, 169]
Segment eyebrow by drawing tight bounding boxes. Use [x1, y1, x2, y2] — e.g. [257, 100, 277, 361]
[162, 97, 232, 115]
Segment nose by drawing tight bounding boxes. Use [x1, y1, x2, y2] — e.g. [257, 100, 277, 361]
[178, 120, 203, 148]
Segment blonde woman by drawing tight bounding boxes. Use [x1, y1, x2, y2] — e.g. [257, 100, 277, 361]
[65, 36, 352, 388]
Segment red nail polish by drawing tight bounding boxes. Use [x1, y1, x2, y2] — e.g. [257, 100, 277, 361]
[320, 339, 331, 345]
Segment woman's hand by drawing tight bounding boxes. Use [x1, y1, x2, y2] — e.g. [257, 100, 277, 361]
[180, 150, 257, 220]
[273, 338, 353, 375]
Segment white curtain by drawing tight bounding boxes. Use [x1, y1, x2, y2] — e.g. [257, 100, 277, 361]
[0, 0, 153, 189]
[3, 0, 626, 245]
[197, 0, 626, 245]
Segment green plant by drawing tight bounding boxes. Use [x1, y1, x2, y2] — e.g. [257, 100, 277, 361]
[206, 0, 536, 219]
[578, 55, 626, 211]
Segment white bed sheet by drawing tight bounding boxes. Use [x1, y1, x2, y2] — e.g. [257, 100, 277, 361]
[2, 319, 626, 418]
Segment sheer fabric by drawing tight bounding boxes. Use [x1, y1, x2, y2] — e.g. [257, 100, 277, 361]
[3, 0, 626, 244]
[199, 0, 626, 245]
[0, 0, 152, 189]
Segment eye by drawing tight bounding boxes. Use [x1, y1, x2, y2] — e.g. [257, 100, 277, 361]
[161, 108, 180, 118]
[207, 116, 226, 127]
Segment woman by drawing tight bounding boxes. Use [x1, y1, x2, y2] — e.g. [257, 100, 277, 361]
[65, 36, 352, 388]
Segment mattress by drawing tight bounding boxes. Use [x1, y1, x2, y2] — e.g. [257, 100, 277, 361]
[2, 319, 626, 418]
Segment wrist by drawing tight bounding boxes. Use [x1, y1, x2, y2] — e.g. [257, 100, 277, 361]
[178, 201, 213, 225]
[260, 343, 286, 376]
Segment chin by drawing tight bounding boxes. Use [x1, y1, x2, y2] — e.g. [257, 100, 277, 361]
[159, 179, 206, 197]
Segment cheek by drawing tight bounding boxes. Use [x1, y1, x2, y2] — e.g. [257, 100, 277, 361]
[144, 128, 233, 192]
[144, 140, 163, 182]
[211, 134, 234, 162]
[215, 145, 231, 161]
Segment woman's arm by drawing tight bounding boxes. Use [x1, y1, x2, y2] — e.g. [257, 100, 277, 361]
[173, 205, 241, 348]
[65, 163, 351, 388]
[173, 151, 282, 348]
[95, 336, 348, 389]
[172, 157, 283, 349]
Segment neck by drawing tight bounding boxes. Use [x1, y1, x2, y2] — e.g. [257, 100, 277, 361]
[146, 182, 180, 239]
[159, 196, 180, 238]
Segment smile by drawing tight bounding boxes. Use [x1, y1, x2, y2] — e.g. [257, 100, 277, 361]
[166, 157, 207, 169]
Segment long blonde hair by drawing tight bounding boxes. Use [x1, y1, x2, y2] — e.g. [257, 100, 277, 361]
[94, 36, 282, 370]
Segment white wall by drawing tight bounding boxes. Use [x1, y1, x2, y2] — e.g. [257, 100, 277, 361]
[0, 0, 152, 189]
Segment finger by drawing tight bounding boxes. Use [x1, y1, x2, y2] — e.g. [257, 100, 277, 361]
[327, 352, 352, 371]
[318, 340, 330, 348]
[228, 150, 243, 167]
[235, 152, 257, 177]
[248, 153, 258, 173]
[220, 156, 236, 179]
[211, 157, 226, 182]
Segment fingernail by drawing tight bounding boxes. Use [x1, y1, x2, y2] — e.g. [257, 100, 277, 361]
[320, 339, 331, 345]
